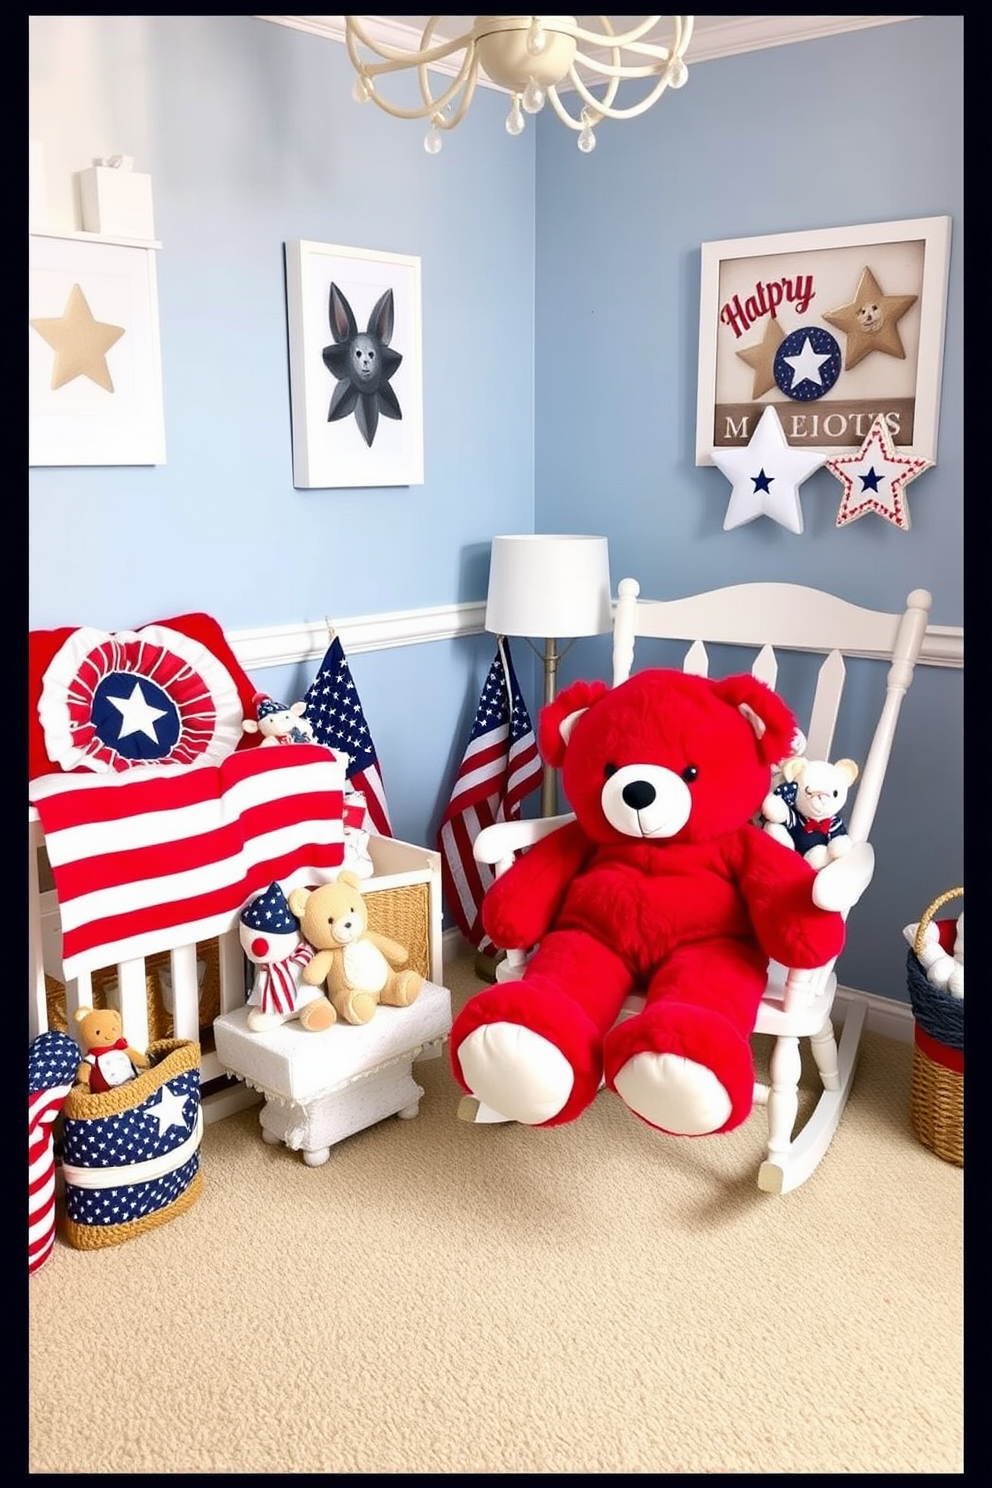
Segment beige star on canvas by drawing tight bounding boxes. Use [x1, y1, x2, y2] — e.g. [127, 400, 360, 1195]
[736, 316, 785, 399]
[30, 282, 125, 392]
[822, 266, 918, 371]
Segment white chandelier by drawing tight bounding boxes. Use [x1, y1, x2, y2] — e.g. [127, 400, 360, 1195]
[344, 16, 694, 155]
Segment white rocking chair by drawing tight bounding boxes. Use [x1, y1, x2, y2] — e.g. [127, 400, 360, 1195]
[463, 579, 933, 1194]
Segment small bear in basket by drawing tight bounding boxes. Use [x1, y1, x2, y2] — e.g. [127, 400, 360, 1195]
[73, 1006, 149, 1093]
[240, 881, 337, 1033]
[289, 871, 423, 1026]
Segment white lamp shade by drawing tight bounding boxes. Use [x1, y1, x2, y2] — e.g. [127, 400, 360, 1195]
[485, 534, 612, 640]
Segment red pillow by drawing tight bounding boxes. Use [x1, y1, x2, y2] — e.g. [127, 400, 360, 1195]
[28, 612, 262, 783]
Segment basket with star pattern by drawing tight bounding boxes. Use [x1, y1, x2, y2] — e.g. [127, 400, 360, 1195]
[60, 1038, 203, 1249]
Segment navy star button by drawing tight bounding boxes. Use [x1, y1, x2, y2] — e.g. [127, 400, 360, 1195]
[753, 469, 773, 493]
[774, 326, 842, 402]
[860, 466, 884, 492]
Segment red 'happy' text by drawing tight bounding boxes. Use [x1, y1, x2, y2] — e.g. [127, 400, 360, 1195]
[720, 276, 815, 339]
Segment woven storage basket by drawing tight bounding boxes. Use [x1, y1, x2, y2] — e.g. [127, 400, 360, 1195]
[364, 881, 431, 980]
[906, 887, 963, 1166]
[60, 1038, 203, 1249]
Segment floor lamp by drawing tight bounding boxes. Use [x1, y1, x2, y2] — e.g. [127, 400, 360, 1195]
[485, 534, 613, 816]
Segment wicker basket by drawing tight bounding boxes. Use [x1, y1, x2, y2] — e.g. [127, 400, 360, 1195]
[364, 881, 432, 981]
[906, 887, 963, 1167]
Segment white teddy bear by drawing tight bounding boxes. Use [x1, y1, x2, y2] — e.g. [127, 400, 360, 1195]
[242, 692, 316, 746]
[760, 755, 859, 870]
[903, 911, 964, 999]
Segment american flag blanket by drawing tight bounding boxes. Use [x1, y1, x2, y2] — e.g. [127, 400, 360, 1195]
[60, 1039, 203, 1250]
[29, 742, 347, 983]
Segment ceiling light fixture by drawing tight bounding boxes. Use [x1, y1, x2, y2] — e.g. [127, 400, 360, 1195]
[345, 16, 694, 155]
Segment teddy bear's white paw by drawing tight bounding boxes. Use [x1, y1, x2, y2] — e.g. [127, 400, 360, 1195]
[457, 1022, 574, 1125]
[613, 1051, 732, 1136]
[812, 840, 874, 913]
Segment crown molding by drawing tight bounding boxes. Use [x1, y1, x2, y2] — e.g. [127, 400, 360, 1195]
[253, 16, 923, 86]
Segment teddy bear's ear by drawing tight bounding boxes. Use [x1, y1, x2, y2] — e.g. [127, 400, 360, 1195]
[836, 758, 859, 784]
[73, 1007, 89, 1026]
[287, 887, 310, 918]
[539, 678, 609, 768]
[712, 674, 798, 767]
[780, 756, 808, 784]
[337, 869, 362, 890]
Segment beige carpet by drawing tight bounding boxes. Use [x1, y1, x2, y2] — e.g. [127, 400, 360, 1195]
[29, 953, 963, 1474]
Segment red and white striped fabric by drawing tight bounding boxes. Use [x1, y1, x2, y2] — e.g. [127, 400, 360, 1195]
[29, 1031, 80, 1275]
[29, 744, 347, 982]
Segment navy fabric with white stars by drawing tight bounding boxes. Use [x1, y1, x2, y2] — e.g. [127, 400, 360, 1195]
[304, 635, 379, 777]
[63, 1066, 200, 1229]
[29, 1030, 80, 1093]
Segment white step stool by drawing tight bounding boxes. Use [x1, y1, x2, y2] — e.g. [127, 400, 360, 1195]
[213, 979, 452, 1165]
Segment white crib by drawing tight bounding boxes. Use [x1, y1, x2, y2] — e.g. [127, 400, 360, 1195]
[29, 807, 445, 1124]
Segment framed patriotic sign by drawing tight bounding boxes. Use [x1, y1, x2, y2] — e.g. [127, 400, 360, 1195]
[694, 216, 951, 467]
[29, 231, 167, 467]
[285, 239, 424, 490]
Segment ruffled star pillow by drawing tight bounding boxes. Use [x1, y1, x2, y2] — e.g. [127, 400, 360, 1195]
[29, 612, 262, 783]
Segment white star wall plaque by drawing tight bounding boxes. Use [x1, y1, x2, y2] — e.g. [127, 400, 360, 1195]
[711, 405, 826, 535]
[826, 414, 933, 531]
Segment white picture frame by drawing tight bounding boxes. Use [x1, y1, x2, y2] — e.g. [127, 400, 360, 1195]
[29, 231, 166, 467]
[285, 239, 424, 489]
[695, 216, 951, 467]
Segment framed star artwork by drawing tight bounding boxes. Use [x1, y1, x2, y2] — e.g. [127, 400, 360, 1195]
[285, 240, 424, 489]
[29, 231, 166, 466]
[694, 216, 951, 469]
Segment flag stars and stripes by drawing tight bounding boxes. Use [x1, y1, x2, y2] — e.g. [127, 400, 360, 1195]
[304, 633, 394, 838]
[437, 637, 543, 955]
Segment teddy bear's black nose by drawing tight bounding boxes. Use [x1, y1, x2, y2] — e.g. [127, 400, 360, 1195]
[622, 779, 656, 811]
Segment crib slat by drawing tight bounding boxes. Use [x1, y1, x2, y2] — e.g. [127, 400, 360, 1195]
[117, 959, 151, 1052]
[217, 927, 247, 1014]
[168, 944, 202, 1043]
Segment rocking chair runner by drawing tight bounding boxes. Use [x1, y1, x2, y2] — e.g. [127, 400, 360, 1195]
[463, 578, 933, 1194]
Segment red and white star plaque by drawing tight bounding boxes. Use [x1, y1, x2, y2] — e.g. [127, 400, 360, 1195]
[826, 415, 933, 531]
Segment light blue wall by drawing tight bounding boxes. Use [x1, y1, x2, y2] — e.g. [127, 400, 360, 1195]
[29, 16, 963, 1005]
[534, 15, 963, 1005]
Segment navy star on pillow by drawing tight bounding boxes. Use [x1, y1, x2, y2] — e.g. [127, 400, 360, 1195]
[37, 622, 245, 773]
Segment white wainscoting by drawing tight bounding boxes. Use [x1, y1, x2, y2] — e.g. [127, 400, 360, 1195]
[226, 601, 962, 673]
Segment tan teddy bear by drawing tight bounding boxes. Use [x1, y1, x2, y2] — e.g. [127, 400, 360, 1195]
[73, 1006, 150, 1093]
[288, 871, 424, 1025]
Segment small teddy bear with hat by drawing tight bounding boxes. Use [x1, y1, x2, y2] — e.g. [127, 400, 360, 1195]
[240, 881, 336, 1032]
[242, 692, 315, 747]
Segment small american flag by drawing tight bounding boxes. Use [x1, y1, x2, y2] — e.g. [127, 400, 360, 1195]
[304, 630, 393, 838]
[28, 744, 346, 983]
[29, 1030, 80, 1275]
[437, 637, 543, 954]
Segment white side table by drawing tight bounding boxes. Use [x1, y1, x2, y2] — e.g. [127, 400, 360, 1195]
[213, 980, 452, 1165]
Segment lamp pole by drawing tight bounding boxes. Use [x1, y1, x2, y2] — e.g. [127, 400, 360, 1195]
[541, 636, 561, 817]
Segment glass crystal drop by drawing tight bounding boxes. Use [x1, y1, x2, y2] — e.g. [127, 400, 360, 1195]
[352, 73, 373, 103]
[424, 123, 442, 155]
[506, 98, 525, 137]
[578, 124, 596, 154]
[526, 20, 547, 56]
[522, 78, 545, 114]
[667, 57, 688, 89]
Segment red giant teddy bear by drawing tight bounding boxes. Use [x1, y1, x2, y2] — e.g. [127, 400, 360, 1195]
[449, 668, 851, 1138]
